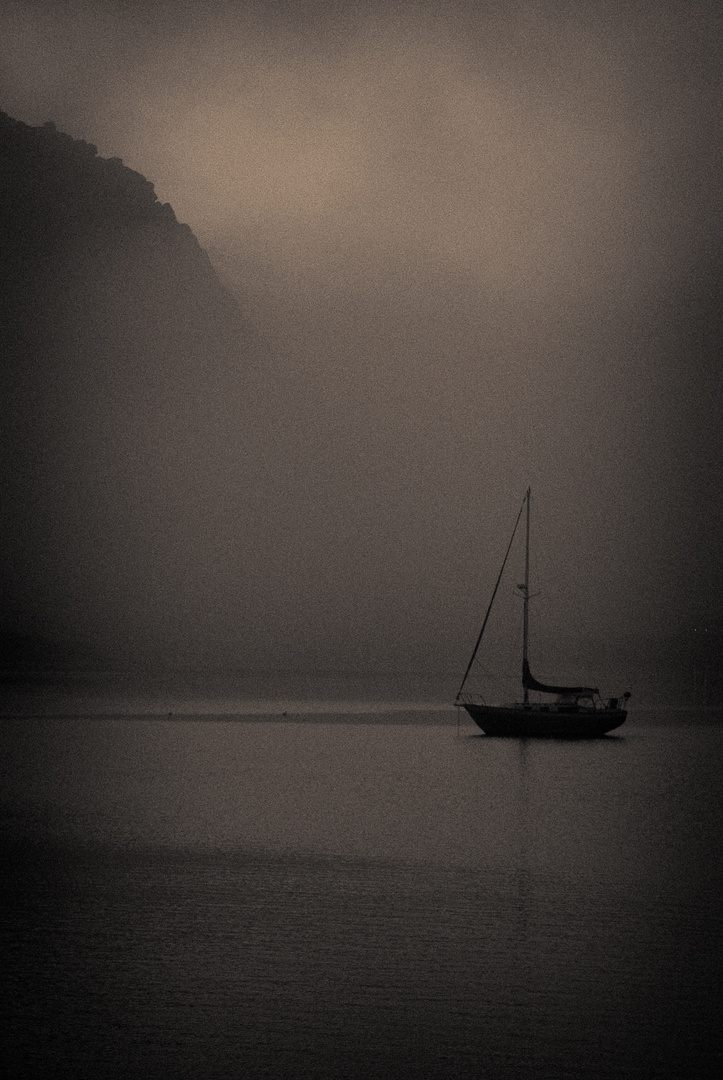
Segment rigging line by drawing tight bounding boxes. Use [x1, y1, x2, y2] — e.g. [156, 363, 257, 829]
[455, 491, 527, 702]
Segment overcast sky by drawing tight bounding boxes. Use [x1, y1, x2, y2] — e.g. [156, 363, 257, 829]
[2, 0, 722, 687]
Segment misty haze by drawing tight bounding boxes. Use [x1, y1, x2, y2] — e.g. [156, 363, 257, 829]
[2, 4, 723, 1080]
[1, 1, 722, 705]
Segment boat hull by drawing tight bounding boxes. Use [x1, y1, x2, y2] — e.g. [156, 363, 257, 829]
[462, 703, 627, 738]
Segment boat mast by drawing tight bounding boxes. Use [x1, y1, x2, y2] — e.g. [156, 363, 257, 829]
[522, 487, 530, 705]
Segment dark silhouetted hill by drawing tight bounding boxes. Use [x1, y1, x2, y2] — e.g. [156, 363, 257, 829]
[0, 111, 262, 672]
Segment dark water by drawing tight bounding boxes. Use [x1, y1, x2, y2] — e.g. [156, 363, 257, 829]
[2, 711, 722, 1078]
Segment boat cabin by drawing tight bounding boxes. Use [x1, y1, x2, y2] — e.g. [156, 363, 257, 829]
[555, 691, 596, 712]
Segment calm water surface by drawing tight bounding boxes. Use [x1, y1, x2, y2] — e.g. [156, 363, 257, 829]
[2, 707, 722, 1078]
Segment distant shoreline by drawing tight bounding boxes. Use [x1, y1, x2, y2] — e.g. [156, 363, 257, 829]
[0, 708, 456, 724]
[1, 708, 721, 725]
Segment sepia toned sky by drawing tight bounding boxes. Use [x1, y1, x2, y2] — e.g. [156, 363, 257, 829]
[2, 0, 722, 686]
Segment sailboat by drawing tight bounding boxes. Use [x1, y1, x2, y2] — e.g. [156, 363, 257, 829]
[455, 488, 630, 737]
